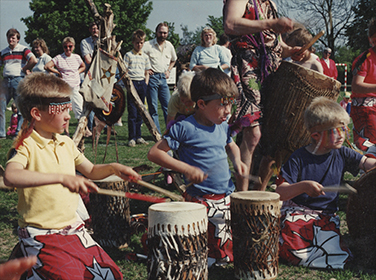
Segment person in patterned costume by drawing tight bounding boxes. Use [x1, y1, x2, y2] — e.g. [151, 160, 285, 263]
[276, 97, 376, 269]
[148, 68, 248, 267]
[350, 18, 376, 153]
[4, 73, 141, 280]
[223, 0, 303, 191]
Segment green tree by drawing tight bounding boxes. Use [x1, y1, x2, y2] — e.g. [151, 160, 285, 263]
[274, 0, 356, 58]
[21, 0, 152, 57]
[345, 0, 376, 52]
[207, 15, 224, 38]
[179, 15, 224, 46]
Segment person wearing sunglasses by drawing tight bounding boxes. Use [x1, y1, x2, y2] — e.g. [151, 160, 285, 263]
[319, 47, 338, 79]
[45, 37, 86, 135]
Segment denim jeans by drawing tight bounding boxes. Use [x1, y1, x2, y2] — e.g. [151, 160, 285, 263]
[146, 73, 170, 133]
[0, 76, 23, 137]
[128, 80, 147, 140]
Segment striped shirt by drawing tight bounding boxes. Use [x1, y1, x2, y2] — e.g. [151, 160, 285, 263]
[123, 50, 150, 81]
[0, 43, 35, 77]
[52, 53, 83, 88]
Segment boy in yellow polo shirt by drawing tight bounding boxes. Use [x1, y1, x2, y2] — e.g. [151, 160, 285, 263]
[4, 72, 140, 280]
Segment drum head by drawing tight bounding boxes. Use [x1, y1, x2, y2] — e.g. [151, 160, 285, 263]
[94, 83, 126, 126]
[230, 191, 280, 202]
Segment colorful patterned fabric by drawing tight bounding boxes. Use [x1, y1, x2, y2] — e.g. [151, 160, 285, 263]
[279, 201, 351, 269]
[184, 193, 233, 261]
[19, 222, 123, 279]
[351, 103, 376, 151]
[350, 48, 376, 150]
[224, 0, 282, 125]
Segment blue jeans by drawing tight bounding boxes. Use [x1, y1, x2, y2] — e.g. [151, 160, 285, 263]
[0, 76, 23, 137]
[146, 73, 170, 133]
[128, 80, 147, 140]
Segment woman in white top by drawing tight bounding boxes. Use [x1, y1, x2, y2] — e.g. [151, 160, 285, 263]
[189, 27, 230, 72]
[30, 38, 52, 74]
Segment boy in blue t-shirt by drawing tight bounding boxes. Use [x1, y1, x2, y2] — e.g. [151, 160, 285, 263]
[148, 68, 247, 267]
[276, 97, 376, 269]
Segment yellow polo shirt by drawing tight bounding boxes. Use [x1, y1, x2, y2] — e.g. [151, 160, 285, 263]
[7, 130, 85, 229]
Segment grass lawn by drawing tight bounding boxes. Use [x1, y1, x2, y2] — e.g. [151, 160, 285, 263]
[0, 94, 376, 279]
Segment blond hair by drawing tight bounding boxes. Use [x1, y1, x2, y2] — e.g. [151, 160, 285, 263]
[201, 27, 217, 46]
[17, 73, 72, 122]
[285, 28, 313, 51]
[190, 68, 238, 103]
[132, 29, 146, 42]
[177, 72, 195, 99]
[62, 37, 75, 46]
[304, 97, 350, 133]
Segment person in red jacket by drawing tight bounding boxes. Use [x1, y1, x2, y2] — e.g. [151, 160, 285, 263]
[320, 47, 338, 79]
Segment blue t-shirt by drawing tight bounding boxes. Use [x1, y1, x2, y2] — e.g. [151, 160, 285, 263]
[280, 146, 362, 212]
[164, 115, 235, 197]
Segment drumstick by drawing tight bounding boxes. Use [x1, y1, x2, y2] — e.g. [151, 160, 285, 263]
[322, 183, 357, 194]
[133, 179, 184, 202]
[96, 188, 171, 203]
[296, 30, 325, 56]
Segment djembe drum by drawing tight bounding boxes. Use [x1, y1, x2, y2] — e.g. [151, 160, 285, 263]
[90, 175, 131, 248]
[347, 167, 376, 268]
[231, 191, 281, 280]
[147, 202, 208, 280]
[260, 61, 341, 168]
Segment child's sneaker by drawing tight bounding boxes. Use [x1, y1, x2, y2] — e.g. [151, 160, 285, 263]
[136, 138, 148, 145]
[128, 139, 136, 147]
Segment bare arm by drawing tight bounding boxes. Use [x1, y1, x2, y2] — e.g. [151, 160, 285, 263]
[78, 62, 86, 74]
[276, 181, 324, 201]
[4, 162, 98, 194]
[44, 60, 61, 77]
[226, 141, 248, 191]
[76, 158, 141, 181]
[192, 64, 209, 72]
[351, 74, 376, 95]
[145, 69, 149, 85]
[22, 56, 37, 73]
[165, 60, 176, 79]
[148, 139, 207, 183]
[84, 54, 92, 66]
[359, 155, 376, 172]
[223, 0, 294, 36]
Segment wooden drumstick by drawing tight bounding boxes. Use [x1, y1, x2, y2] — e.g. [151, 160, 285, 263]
[133, 179, 184, 201]
[96, 188, 171, 203]
[296, 30, 325, 56]
[322, 183, 357, 194]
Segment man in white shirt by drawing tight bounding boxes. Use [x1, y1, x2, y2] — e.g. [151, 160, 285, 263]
[142, 22, 177, 133]
[80, 22, 99, 70]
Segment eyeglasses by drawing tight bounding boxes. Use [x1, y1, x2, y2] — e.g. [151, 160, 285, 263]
[63, 45, 74, 49]
[200, 93, 236, 106]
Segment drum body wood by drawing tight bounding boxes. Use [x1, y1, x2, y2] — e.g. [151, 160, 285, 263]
[148, 202, 208, 280]
[260, 61, 341, 167]
[90, 175, 130, 248]
[231, 191, 281, 280]
[347, 168, 376, 268]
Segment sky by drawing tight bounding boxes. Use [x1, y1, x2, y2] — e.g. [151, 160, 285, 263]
[0, 0, 223, 50]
